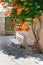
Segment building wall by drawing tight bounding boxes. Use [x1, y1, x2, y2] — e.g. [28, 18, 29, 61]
[0, 12, 5, 35]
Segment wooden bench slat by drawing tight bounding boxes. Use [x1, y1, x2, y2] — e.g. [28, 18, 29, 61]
[10, 38, 22, 44]
[10, 33, 25, 48]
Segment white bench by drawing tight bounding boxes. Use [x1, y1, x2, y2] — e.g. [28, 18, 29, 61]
[10, 33, 24, 48]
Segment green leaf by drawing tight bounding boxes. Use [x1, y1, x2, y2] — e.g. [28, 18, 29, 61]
[9, 0, 13, 4]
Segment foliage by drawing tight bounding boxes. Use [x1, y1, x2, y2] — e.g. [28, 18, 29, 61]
[34, 0, 43, 10]
[6, 0, 42, 32]
[1, 0, 43, 52]
[1, 0, 42, 32]
[10, 0, 42, 21]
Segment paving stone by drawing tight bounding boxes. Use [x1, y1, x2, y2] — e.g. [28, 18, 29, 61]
[0, 36, 43, 65]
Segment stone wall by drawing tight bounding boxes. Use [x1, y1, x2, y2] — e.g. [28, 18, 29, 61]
[0, 12, 5, 35]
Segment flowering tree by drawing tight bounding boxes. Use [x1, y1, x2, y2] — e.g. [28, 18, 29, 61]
[2, 0, 42, 52]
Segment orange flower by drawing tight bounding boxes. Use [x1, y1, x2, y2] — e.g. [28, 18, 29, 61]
[13, 0, 17, 3]
[10, 25, 13, 30]
[8, 12, 12, 14]
[16, 28, 20, 32]
[13, 5, 17, 9]
[17, 4, 21, 9]
[19, 20, 24, 25]
[17, 7, 22, 15]
[2, 4, 7, 8]
[25, 27, 30, 32]
[17, 11, 21, 15]
[5, 12, 11, 16]
[17, 4, 22, 15]
[13, 22, 16, 26]
[33, 18, 39, 22]
[21, 24, 28, 30]
[5, 12, 8, 16]
[21, 23, 30, 32]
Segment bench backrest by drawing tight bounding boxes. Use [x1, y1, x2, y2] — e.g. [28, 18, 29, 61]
[16, 33, 24, 43]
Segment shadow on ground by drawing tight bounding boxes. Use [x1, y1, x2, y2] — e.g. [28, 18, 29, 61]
[0, 44, 43, 61]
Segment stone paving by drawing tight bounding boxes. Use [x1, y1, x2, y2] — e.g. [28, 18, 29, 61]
[0, 36, 43, 65]
[0, 44, 43, 65]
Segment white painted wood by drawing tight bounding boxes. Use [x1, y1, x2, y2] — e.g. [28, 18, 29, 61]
[10, 38, 21, 45]
[16, 33, 24, 43]
[10, 33, 24, 48]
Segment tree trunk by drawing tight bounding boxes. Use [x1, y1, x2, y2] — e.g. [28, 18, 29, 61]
[31, 18, 41, 53]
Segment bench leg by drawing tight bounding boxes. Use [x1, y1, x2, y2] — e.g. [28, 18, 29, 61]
[17, 44, 21, 48]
